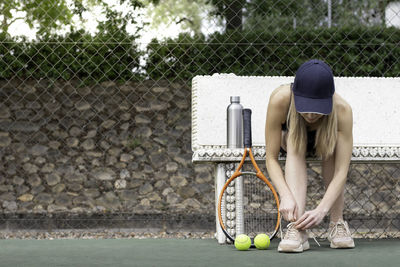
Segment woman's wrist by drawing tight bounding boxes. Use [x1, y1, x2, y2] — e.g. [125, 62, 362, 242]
[278, 189, 293, 200]
[316, 205, 329, 216]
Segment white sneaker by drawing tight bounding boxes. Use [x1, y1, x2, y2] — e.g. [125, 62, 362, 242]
[328, 220, 355, 248]
[278, 222, 309, 253]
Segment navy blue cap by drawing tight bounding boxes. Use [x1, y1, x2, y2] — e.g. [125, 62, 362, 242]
[292, 59, 335, 115]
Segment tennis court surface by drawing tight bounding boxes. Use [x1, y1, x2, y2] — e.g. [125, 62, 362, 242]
[0, 238, 398, 267]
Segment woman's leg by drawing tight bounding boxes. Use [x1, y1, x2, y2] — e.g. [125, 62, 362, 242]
[322, 153, 355, 248]
[281, 130, 288, 151]
[278, 133, 309, 252]
[284, 135, 308, 220]
[321, 152, 344, 222]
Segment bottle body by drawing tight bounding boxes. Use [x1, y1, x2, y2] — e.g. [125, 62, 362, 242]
[227, 96, 243, 148]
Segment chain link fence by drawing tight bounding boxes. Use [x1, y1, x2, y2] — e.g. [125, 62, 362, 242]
[0, 0, 399, 238]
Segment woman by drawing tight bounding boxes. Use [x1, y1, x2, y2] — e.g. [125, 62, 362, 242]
[265, 59, 355, 253]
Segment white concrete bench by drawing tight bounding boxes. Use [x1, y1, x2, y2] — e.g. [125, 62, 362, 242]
[191, 74, 400, 243]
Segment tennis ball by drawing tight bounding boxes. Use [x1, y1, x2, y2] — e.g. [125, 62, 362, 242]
[234, 234, 251, 251]
[254, 234, 270, 250]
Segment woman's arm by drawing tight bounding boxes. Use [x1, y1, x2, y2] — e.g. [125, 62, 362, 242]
[317, 104, 353, 213]
[265, 86, 298, 221]
[295, 104, 353, 230]
[265, 87, 292, 198]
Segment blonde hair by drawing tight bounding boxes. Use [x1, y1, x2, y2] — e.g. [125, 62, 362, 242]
[287, 93, 337, 159]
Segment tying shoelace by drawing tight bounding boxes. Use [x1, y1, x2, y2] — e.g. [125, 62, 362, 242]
[279, 216, 321, 246]
[282, 222, 298, 240]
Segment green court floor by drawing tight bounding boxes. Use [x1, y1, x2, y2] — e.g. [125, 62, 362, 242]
[0, 238, 398, 267]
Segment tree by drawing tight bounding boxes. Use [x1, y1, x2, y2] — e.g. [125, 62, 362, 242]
[142, 0, 213, 35]
[333, 0, 398, 27]
[244, 0, 305, 31]
[0, 0, 145, 37]
[244, 0, 398, 30]
[1, 0, 74, 36]
[207, 0, 246, 31]
[96, 0, 145, 38]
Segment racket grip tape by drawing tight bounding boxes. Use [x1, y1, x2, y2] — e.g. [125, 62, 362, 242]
[242, 109, 252, 148]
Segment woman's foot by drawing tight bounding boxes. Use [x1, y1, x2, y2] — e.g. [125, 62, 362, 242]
[328, 219, 355, 248]
[278, 222, 309, 252]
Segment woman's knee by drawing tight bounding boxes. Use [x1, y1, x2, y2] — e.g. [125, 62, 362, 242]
[322, 152, 335, 183]
[281, 130, 288, 152]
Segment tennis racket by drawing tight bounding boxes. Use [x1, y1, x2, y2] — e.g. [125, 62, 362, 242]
[218, 108, 280, 245]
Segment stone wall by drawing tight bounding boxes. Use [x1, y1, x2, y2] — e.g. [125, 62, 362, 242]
[0, 79, 215, 229]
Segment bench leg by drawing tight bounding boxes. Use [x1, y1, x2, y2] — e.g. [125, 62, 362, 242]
[215, 163, 226, 244]
[235, 175, 244, 236]
[215, 163, 244, 244]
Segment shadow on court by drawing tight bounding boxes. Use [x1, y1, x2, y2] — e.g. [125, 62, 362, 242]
[0, 238, 398, 267]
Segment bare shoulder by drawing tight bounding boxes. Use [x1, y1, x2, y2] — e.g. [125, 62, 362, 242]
[334, 93, 352, 116]
[334, 93, 353, 130]
[267, 84, 291, 124]
[269, 84, 291, 109]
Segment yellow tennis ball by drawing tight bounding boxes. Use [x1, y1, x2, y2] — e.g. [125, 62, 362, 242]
[234, 234, 251, 251]
[254, 234, 270, 250]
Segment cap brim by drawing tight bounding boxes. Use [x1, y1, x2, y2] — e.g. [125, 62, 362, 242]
[294, 94, 332, 115]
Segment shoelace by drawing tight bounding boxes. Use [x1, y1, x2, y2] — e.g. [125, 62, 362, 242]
[329, 221, 350, 239]
[278, 217, 321, 246]
[283, 222, 298, 240]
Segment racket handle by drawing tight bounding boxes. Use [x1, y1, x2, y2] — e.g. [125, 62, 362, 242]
[242, 109, 252, 148]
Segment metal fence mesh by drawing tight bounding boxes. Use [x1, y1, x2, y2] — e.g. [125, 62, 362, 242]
[222, 162, 399, 239]
[0, 0, 399, 238]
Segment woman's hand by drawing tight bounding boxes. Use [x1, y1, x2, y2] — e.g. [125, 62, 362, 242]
[279, 194, 298, 222]
[295, 208, 328, 230]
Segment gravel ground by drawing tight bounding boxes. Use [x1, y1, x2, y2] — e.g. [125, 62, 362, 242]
[0, 229, 216, 240]
[0, 229, 398, 240]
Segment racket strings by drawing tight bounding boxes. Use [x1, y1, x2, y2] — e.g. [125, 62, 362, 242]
[241, 164, 278, 239]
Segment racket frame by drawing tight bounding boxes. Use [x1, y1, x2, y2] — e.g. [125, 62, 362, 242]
[217, 147, 281, 244]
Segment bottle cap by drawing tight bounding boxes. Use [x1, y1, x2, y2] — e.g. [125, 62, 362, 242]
[230, 96, 240, 103]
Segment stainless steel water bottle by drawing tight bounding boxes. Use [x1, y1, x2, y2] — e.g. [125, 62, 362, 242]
[227, 96, 243, 148]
